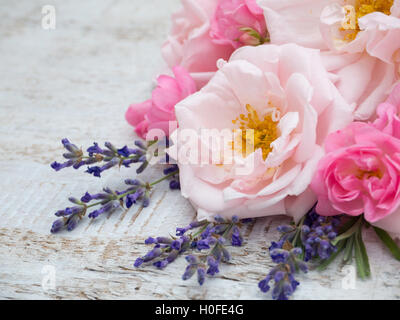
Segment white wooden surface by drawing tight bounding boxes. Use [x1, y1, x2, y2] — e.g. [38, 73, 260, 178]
[0, 0, 399, 300]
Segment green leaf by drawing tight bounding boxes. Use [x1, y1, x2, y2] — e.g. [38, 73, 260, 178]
[343, 236, 354, 263]
[332, 217, 362, 245]
[354, 237, 366, 279]
[318, 240, 346, 271]
[354, 230, 371, 279]
[357, 230, 371, 278]
[373, 227, 400, 261]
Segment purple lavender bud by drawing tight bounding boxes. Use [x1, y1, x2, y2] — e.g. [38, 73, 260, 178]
[185, 255, 198, 264]
[182, 264, 197, 281]
[126, 189, 144, 209]
[145, 237, 156, 244]
[136, 161, 148, 174]
[68, 197, 80, 205]
[67, 214, 79, 232]
[125, 179, 142, 186]
[221, 247, 231, 262]
[169, 180, 180, 190]
[142, 193, 150, 208]
[166, 250, 179, 264]
[163, 166, 178, 175]
[197, 237, 217, 250]
[54, 210, 67, 217]
[156, 237, 173, 244]
[328, 232, 337, 240]
[301, 225, 310, 234]
[206, 256, 220, 276]
[269, 240, 284, 251]
[104, 142, 117, 152]
[258, 278, 271, 293]
[176, 227, 189, 237]
[291, 247, 302, 256]
[270, 249, 289, 264]
[231, 226, 243, 247]
[81, 192, 93, 203]
[62, 139, 79, 154]
[277, 225, 294, 233]
[315, 227, 324, 237]
[298, 261, 308, 273]
[214, 215, 226, 223]
[134, 258, 144, 268]
[63, 152, 77, 159]
[86, 166, 102, 177]
[51, 219, 65, 233]
[190, 220, 207, 229]
[134, 140, 147, 150]
[117, 146, 132, 157]
[72, 161, 86, 170]
[153, 260, 169, 269]
[122, 159, 136, 168]
[171, 239, 183, 251]
[200, 226, 212, 239]
[283, 282, 294, 297]
[274, 271, 285, 283]
[212, 224, 228, 234]
[103, 187, 113, 194]
[231, 216, 239, 223]
[102, 157, 120, 170]
[197, 268, 206, 286]
[143, 247, 162, 262]
[88, 202, 119, 219]
[51, 160, 74, 171]
[87, 142, 104, 156]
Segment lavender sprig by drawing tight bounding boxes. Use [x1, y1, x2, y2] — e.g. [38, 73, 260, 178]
[258, 206, 341, 300]
[258, 241, 307, 300]
[276, 206, 340, 262]
[134, 216, 251, 285]
[163, 164, 180, 190]
[51, 138, 164, 177]
[50, 169, 179, 233]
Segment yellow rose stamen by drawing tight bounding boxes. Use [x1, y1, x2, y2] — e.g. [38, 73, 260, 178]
[231, 104, 279, 160]
[341, 0, 393, 41]
[355, 168, 383, 180]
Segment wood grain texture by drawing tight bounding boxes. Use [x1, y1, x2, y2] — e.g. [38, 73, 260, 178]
[0, 0, 399, 300]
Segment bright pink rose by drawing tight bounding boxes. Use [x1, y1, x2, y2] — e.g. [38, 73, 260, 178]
[311, 121, 400, 223]
[210, 0, 268, 49]
[373, 82, 400, 138]
[171, 44, 353, 221]
[125, 66, 196, 139]
[257, 0, 400, 121]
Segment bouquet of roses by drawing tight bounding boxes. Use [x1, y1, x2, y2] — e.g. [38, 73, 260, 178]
[49, 0, 400, 300]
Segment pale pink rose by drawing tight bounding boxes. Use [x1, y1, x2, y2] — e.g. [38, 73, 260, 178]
[319, 2, 400, 120]
[320, 51, 397, 120]
[172, 44, 353, 221]
[257, 0, 400, 121]
[125, 66, 196, 139]
[162, 0, 234, 88]
[256, 0, 333, 49]
[373, 82, 400, 137]
[162, 0, 268, 88]
[320, 1, 400, 63]
[311, 121, 400, 224]
[210, 0, 268, 49]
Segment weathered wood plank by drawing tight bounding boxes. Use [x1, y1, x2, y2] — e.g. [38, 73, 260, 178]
[0, 0, 399, 300]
